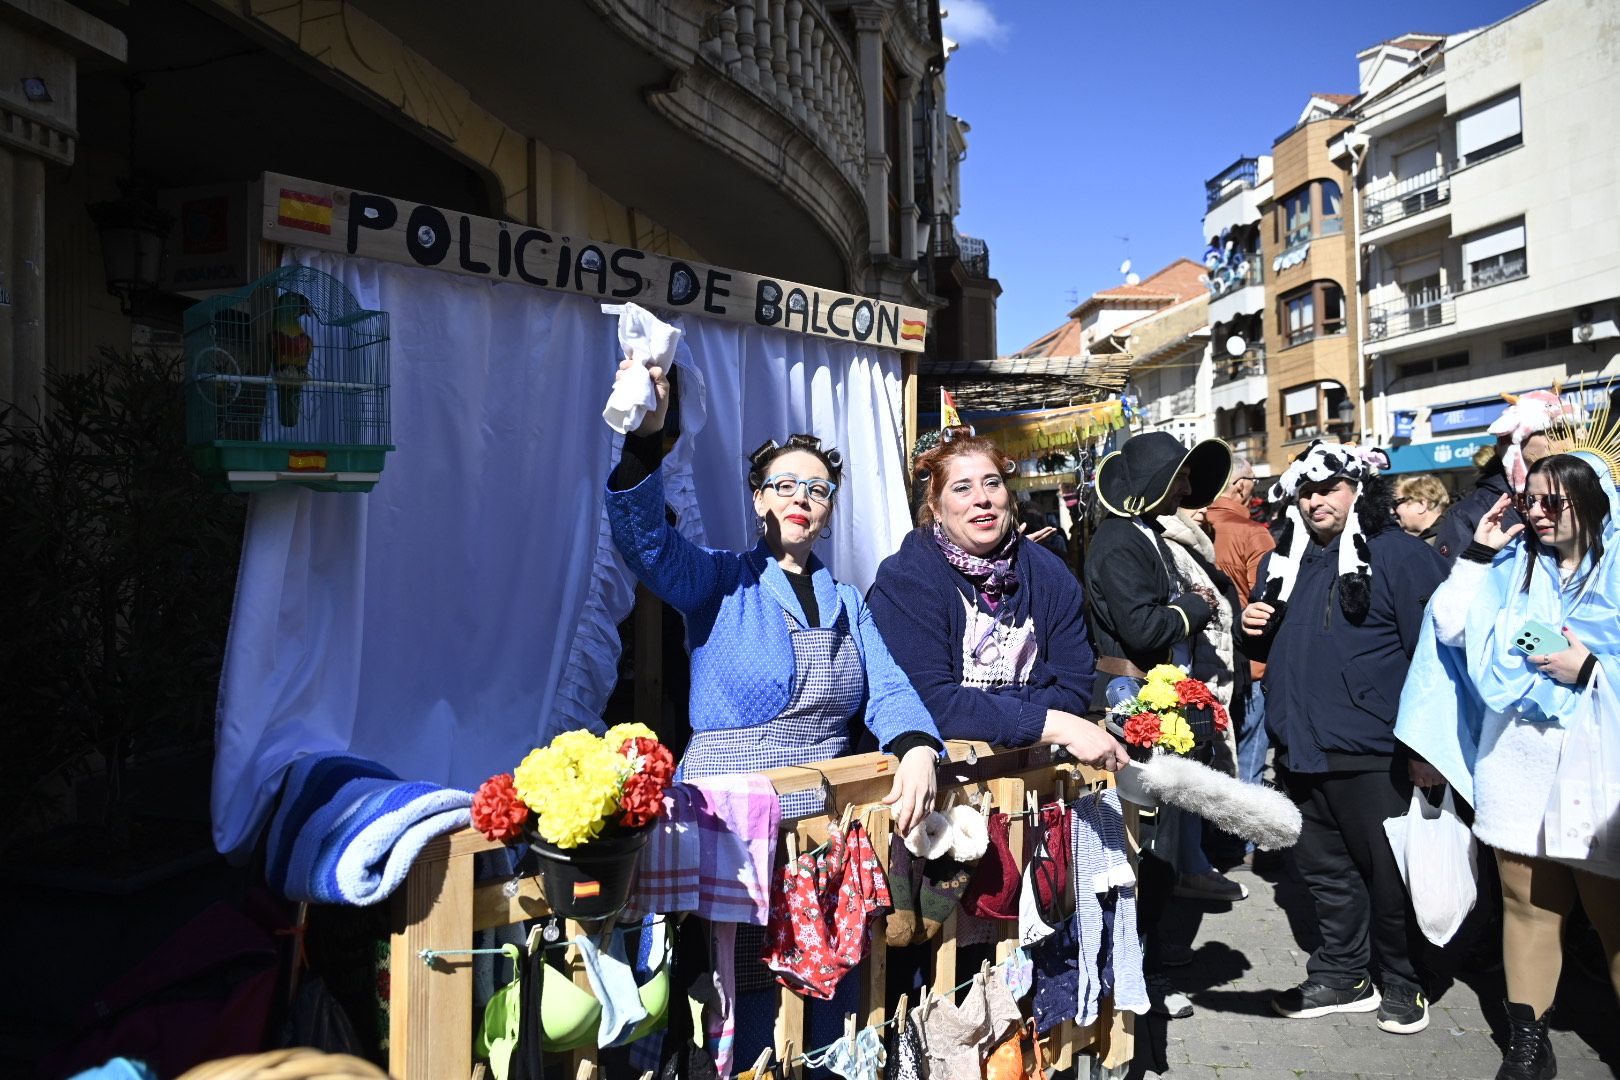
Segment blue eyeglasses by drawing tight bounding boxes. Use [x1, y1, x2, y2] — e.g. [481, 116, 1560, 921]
[761, 473, 837, 503]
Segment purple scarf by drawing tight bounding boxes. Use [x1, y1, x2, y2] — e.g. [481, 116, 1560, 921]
[933, 522, 1021, 603]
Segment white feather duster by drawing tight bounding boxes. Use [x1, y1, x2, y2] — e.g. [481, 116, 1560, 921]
[1135, 755, 1302, 850]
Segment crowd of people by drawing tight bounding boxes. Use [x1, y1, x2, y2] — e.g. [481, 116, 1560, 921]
[608, 360, 1619, 1080]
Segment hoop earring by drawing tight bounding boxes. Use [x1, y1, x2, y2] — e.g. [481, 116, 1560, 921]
[819, 527, 832, 539]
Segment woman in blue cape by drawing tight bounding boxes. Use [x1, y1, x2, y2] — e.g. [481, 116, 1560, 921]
[1396, 447, 1620, 1080]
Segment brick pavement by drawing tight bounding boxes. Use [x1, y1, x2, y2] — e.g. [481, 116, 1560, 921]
[1131, 851, 1620, 1079]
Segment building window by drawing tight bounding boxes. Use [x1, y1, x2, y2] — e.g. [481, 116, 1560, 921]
[1282, 188, 1312, 247]
[1455, 90, 1523, 166]
[1460, 218, 1527, 290]
[1503, 328, 1573, 358]
[1320, 180, 1343, 235]
[1395, 351, 1469, 380]
[1283, 384, 1321, 441]
[1279, 281, 1346, 348]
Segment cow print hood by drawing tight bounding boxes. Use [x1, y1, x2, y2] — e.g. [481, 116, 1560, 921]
[1262, 440, 1393, 623]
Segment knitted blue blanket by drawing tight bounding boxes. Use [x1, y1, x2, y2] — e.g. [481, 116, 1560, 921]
[266, 753, 471, 905]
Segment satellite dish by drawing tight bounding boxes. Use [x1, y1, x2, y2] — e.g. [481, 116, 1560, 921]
[1119, 259, 1132, 276]
[1125, 272, 1141, 285]
[1226, 335, 1247, 357]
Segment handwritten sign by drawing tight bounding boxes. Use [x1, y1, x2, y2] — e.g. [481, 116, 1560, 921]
[260, 172, 928, 353]
[970, 401, 1125, 460]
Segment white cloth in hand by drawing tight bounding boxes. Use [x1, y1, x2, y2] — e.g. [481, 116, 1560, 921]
[601, 302, 684, 434]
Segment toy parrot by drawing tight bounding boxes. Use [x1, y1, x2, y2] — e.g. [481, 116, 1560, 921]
[270, 290, 313, 427]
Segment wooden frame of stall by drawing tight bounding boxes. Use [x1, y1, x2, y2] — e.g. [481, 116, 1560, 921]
[387, 740, 1136, 1080]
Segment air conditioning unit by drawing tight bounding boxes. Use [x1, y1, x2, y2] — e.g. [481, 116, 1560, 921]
[1573, 303, 1619, 343]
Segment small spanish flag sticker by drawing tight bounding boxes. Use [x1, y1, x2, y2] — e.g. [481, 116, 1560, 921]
[900, 318, 926, 342]
[278, 188, 334, 235]
[287, 450, 328, 472]
[573, 880, 602, 900]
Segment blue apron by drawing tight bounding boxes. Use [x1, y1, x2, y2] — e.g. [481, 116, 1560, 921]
[681, 606, 866, 818]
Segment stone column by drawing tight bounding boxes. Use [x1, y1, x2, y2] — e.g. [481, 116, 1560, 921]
[852, 7, 887, 258]
[897, 75, 917, 261]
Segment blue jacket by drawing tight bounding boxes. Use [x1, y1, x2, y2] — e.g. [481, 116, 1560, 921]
[866, 527, 1096, 747]
[606, 470, 940, 750]
[1250, 527, 1447, 773]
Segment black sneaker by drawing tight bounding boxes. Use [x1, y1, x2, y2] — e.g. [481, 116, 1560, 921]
[1376, 984, 1430, 1034]
[1271, 977, 1381, 1018]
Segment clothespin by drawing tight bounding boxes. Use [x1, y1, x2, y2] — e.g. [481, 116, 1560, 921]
[1025, 789, 1038, 822]
[978, 789, 992, 821]
[783, 1040, 796, 1079]
[575, 1061, 595, 1080]
[980, 957, 993, 983]
[637, 1072, 654, 1080]
[787, 828, 800, 864]
[840, 799, 858, 831]
[750, 1045, 775, 1077]
[844, 1011, 858, 1053]
[896, 991, 910, 1029]
[917, 984, 932, 1025]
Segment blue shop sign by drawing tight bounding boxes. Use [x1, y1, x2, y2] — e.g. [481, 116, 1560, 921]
[1429, 400, 1502, 434]
[1385, 435, 1495, 473]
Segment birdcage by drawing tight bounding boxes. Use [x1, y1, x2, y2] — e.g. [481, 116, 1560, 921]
[184, 265, 392, 493]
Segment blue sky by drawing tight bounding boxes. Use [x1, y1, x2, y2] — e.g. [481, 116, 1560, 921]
[940, 0, 1531, 356]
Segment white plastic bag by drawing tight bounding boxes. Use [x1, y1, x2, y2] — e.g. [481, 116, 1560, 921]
[1544, 664, 1620, 869]
[1383, 787, 1477, 946]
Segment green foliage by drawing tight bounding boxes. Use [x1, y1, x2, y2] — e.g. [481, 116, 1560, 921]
[0, 348, 245, 849]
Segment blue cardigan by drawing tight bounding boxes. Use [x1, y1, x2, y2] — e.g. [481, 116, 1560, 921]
[606, 470, 941, 750]
[866, 528, 1097, 747]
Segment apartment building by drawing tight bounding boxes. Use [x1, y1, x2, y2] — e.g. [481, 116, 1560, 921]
[1259, 96, 1362, 474]
[1203, 156, 1274, 474]
[1340, 0, 1620, 477]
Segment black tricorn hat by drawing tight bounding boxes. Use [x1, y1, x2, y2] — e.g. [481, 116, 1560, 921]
[1094, 431, 1232, 517]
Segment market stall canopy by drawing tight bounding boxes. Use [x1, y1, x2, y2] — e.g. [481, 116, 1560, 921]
[919, 353, 1133, 413]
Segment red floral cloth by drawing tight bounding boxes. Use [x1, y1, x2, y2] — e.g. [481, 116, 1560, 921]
[762, 819, 890, 1000]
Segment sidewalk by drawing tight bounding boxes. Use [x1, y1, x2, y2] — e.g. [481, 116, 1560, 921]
[1135, 851, 1620, 1079]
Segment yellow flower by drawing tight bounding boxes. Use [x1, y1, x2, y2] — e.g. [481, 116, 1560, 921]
[604, 722, 657, 747]
[1159, 711, 1195, 755]
[1145, 663, 1188, 687]
[514, 729, 627, 848]
[1137, 680, 1181, 711]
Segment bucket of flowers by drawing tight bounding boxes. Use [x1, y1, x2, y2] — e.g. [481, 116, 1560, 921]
[471, 723, 674, 919]
[1106, 664, 1229, 766]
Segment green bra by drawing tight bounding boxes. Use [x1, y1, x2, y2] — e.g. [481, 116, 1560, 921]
[476, 938, 670, 1073]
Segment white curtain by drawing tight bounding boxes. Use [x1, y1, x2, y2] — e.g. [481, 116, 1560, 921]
[211, 251, 912, 859]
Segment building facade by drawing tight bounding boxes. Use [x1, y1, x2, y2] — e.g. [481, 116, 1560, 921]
[1259, 95, 1362, 474]
[1203, 155, 1274, 474]
[1341, 1, 1620, 478]
[0, 0, 989, 417]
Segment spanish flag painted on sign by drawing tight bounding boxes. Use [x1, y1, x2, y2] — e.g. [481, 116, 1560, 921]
[277, 188, 334, 235]
[941, 389, 962, 428]
[900, 318, 926, 342]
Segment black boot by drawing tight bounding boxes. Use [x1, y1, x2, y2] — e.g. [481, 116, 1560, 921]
[1496, 1001, 1556, 1080]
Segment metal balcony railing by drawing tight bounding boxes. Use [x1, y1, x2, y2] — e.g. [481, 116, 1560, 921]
[1228, 431, 1268, 458]
[1366, 289, 1457, 340]
[1362, 165, 1451, 229]
[1216, 352, 1267, 383]
[1205, 157, 1261, 210]
[700, 3, 866, 191]
[958, 234, 990, 278]
[1462, 254, 1528, 292]
[1206, 254, 1264, 299]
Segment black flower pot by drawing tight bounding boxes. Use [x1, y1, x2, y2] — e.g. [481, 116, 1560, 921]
[528, 826, 650, 920]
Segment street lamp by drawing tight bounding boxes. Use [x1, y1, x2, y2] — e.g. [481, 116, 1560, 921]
[1337, 396, 1356, 435]
[87, 77, 172, 316]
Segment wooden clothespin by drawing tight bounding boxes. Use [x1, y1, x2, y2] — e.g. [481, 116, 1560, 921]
[574, 1061, 595, 1080]
[840, 799, 859, 831]
[1025, 789, 1038, 822]
[783, 1040, 796, 1080]
[844, 1011, 858, 1052]
[895, 991, 910, 1030]
[978, 789, 992, 820]
[787, 828, 800, 864]
[637, 1072, 654, 1080]
[916, 984, 932, 1025]
[750, 1045, 775, 1077]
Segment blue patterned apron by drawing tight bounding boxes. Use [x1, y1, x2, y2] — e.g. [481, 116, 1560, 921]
[681, 606, 866, 818]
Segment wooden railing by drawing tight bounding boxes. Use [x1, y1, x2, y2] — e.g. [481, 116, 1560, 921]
[387, 741, 1136, 1079]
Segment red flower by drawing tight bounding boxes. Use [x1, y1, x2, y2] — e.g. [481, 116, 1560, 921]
[1212, 702, 1230, 733]
[471, 773, 530, 843]
[1174, 678, 1216, 709]
[623, 737, 675, 785]
[1122, 711, 1162, 748]
[619, 771, 667, 828]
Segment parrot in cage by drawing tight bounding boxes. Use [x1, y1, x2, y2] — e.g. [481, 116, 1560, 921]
[270, 290, 313, 428]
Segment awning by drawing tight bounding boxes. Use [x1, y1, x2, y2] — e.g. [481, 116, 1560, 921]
[1385, 434, 1495, 473]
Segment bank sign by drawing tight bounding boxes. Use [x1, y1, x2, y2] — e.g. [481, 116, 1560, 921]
[260, 173, 928, 353]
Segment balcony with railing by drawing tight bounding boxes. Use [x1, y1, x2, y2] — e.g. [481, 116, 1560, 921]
[1362, 164, 1451, 232]
[1228, 431, 1268, 460]
[1366, 287, 1456, 341]
[1206, 158, 1261, 210]
[1216, 351, 1267, 383]
[958, 234, 990, 279]
[1206, 253, 1264, 300]
[1462, 252, 1527, 292]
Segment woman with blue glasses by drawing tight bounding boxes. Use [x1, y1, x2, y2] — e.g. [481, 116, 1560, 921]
[604, 358, 942, 832]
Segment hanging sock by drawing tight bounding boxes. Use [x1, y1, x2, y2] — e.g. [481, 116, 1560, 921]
[884, 833, 924, 947]
[572, 931, 649, 1048]
[916, 857, 974, 942]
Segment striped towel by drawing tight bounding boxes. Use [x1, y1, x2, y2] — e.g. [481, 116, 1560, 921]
[266, 753, 471, 906]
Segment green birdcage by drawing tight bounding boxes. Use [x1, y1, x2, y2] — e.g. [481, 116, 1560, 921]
[184, 266, 393, 492]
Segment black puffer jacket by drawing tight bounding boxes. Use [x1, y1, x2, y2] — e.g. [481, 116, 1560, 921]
[1247, 482, 1448, 773]
[1434, 470, 1518, 562]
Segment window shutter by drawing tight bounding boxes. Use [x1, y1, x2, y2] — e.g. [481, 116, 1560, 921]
[1461, 221, 1526, 265]
[1284, 386, 1318, 415]
[1455, 93, 1521, 159]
